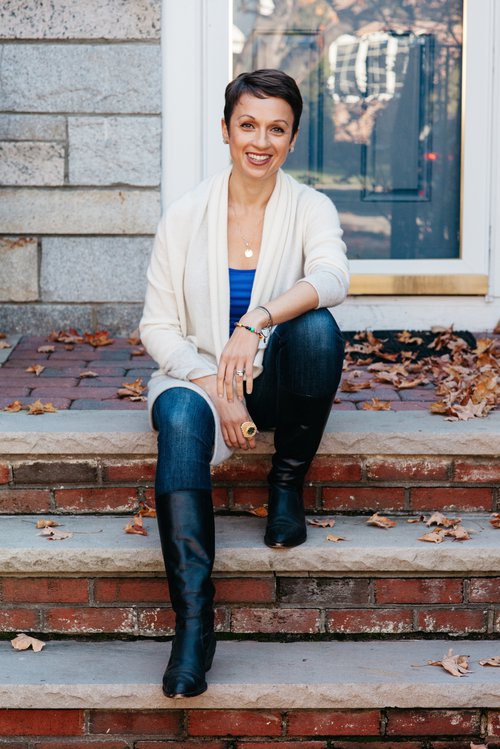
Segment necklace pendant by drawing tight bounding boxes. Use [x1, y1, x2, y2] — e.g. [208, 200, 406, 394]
[244, 248, 253, 258]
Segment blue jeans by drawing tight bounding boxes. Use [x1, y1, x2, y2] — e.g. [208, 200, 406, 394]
[153, 309, 344, 495]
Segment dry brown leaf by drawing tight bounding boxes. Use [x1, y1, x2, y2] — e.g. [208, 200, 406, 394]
[0, 340, 12, 349]
[37, 345, 55, 353]
[340, 379, 372, 392]
[407, 516, 425, 523]
[35, 519, 62, 529]
[11, 633, 46, 652]
[131, 348, 145, 356]
[490, 513, 500, 528]
[25, 364, 45, 376]
[326, 534, 346, 543]
[396, 331, 424, 345]
[26, 400, 57, 415]
[446, 524, 472, 541]
[479, 657, 500, 667]
[426, 512, 461, 528]
[117, 377, 147, 400]
[124, 514, 148, 535]
[4, 400, 23, 412]
[48, 329, 83, 344]
[138, 501, 157, 518]
[418, 528, 447, 543]
[79, 370, 98, 378]
[128, 335, 141, 346]
[428, 649, 470, 677]
[361, 398, 392, 411]
[367, 513, 396, 529]
[38, 528, 73, 541]
[83, 330, 114, 347]
[247, 506, 268, 517]
[0, 332, 6, 338]
[307, 517, 336, 527]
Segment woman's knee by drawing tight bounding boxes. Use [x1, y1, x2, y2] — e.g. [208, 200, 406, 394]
[280, 309, 343, 357]
[153, 388, 214, 443]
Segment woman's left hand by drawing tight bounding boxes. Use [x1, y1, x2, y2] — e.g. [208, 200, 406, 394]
[217, 325, 260, 401]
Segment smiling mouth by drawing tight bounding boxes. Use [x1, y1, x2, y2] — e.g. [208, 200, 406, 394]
[246, 152, 272, 164]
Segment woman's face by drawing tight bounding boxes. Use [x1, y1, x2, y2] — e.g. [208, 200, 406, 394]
[221, 94, 298, 184]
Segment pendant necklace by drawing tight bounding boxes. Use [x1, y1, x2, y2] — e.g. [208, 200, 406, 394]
[230, 203, 257, 258]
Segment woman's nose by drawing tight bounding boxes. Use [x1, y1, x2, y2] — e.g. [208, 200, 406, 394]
[253, 128, 269, 148]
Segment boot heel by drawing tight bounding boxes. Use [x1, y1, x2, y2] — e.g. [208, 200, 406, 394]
[204, 634, 217, 672]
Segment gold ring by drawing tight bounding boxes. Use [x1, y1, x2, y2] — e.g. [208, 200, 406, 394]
[240, 421, 257, 439]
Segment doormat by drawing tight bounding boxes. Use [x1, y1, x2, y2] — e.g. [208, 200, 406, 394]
[342, 329, 477, 362]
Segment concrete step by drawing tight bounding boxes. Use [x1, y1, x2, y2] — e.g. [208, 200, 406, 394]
[2, 409, 499, 515]
[1, 514, 499, 638]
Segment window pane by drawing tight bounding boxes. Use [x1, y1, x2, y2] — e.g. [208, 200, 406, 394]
[233, 0, 463, 260]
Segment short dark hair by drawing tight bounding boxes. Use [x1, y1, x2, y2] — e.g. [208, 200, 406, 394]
[224, 69, 303, 138]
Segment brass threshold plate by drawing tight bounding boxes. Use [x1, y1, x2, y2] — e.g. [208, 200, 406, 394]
[349, 274, 489, 296]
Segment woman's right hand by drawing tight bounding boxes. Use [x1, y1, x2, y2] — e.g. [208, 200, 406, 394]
[190, 374, 257, 450]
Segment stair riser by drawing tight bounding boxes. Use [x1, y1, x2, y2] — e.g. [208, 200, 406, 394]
[0, 707, 496, 747]
[1, 574, 498, 638]
[0, 456, 498, 514]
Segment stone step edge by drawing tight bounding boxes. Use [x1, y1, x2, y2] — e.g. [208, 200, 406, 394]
[1, 514, 499, 575]
[1, 639, 499, 710]
[2, 409, 500, 456]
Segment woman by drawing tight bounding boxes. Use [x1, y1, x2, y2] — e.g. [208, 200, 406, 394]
[140, 69, 349, 699]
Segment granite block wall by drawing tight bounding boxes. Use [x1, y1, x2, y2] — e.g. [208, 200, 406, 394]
[0, 0, 162, 334]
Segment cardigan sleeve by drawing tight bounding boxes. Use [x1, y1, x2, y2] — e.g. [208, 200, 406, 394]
[139, 212, 218, 381]
[298, 191, 350, 308]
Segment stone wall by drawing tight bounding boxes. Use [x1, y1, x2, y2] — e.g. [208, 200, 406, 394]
[0, 0, 162, 335]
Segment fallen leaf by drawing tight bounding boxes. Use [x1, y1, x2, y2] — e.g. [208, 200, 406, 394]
[83, 330, 114, 347]
[367, 513, 396, 529]
[0, 340, 11, 349]
[446, 524, 472, 541]
[35, 519, 62, 529]
[479, 657, 500, 667]
[124, 514, 148, 535]
[361, 398, 392, 411]
[48, 329, 83, 344]
[138, 501, 157, 518]
[38, 528, 73, 541]
[396, 331, 424, 345]
[247, 506, 268, 517]
[326, 534, 346, 542]
[428, 649, 470, 677]
[128, 335, 141, 346]
[0, 332, 6, 338]
[490, 513, 500, 528]
[4, 400, 23, 412]
[25, 364, 45, 376]
[340, 379, 372, 392]
[79, 370, 99, 378]
[117, 377, 147, 400]
[418, 528, 447, 543]
[26, 400, 57, 415]
[307, 517, 336, 527]
[494, 319, 500, 335]
[426, 512, 461, 528]
[11, 633, 46, 652]
[37, 345, 55, 353]
[131, 348, 145, 356]
[407, 516, 424, 523]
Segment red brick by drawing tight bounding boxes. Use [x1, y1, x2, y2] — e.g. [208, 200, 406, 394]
[215, 577, 275, 603]
[103, 461, 156, 483]
[233, 487, 316, 511]
[212, 455, 271, 482]
[31, 386, 118, 399]
[89, 710, 182, 735]
[0, 743, 27, 749]
[136, 743, 227, 749]
[375, 578, 462, 605]
[279, 578, 370, 606]
[231, 607, 320, 634]
[13, 461, 98, 485]
[331, 743, 423, 749]
[469, 578, 500, 603]
[327, 609, 413, 634]
[212, 487, 229, 509]
[0, 608, 39, 631]
[322, 487, 405, 512]
[0, 578, 88, 604]
[54, 487, 136, 512]
[0, 463, 11, 484]
[410, 487, 492, 512]
[286, 709, 380, 736]
[416, 608, 486, 633]
[35, 743, 127, 749]
[94, 578, 168, 604]
[493, 609, 500, 633]
[366, 458, 450, 481]
[386, 709, 481, 736]
[45, 607, 136, 634]
[0, 489, 51, 513]
[0, 709, 84, 736]
[306, 457, 362, 482]
[137, 607, 176, 634]
[488, 710, 500, 735]
[238, 743, 326, 749]
[454, 460, 500, 483]
[187, 710, 282, 737]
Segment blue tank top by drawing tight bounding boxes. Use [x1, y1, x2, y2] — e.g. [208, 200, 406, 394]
[229, 267, 256, 336]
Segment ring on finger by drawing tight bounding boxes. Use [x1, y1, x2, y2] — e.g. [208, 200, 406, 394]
[235, 369, 245, 377]
[240, 421, 257, 439]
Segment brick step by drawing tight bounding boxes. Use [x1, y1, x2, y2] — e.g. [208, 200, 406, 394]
[1, 514, 499, 638]
[2, 410, 499, 514]
[0, 639, 499, 746]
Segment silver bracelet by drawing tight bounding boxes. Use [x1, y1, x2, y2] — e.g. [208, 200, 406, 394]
[256, 305, 273, 328]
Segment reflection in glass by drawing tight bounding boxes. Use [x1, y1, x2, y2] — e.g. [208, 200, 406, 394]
[233, 0, 463, 260]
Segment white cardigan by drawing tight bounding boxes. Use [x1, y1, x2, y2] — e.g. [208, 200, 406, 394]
[139, 166, 349, 465]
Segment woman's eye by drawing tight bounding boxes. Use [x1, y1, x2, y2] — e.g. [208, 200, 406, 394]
[272, 127, 285, 134]
[241, 122, 254, 129]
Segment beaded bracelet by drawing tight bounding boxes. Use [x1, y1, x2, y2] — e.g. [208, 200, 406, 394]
[235, 322, 267, 342]
[255, 304, 273, 328]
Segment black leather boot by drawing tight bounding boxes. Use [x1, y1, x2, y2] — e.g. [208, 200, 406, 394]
[264, 388, 334, 548]
[155, 489, 216, 698]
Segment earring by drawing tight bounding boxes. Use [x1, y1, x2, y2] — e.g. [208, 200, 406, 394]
[223, 138, 228, 144]
[289, 145, 295, 153]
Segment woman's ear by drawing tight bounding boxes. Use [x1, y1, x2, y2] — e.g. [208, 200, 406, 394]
[221, 118, 229, 144]
[289, 128, 299, 153]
